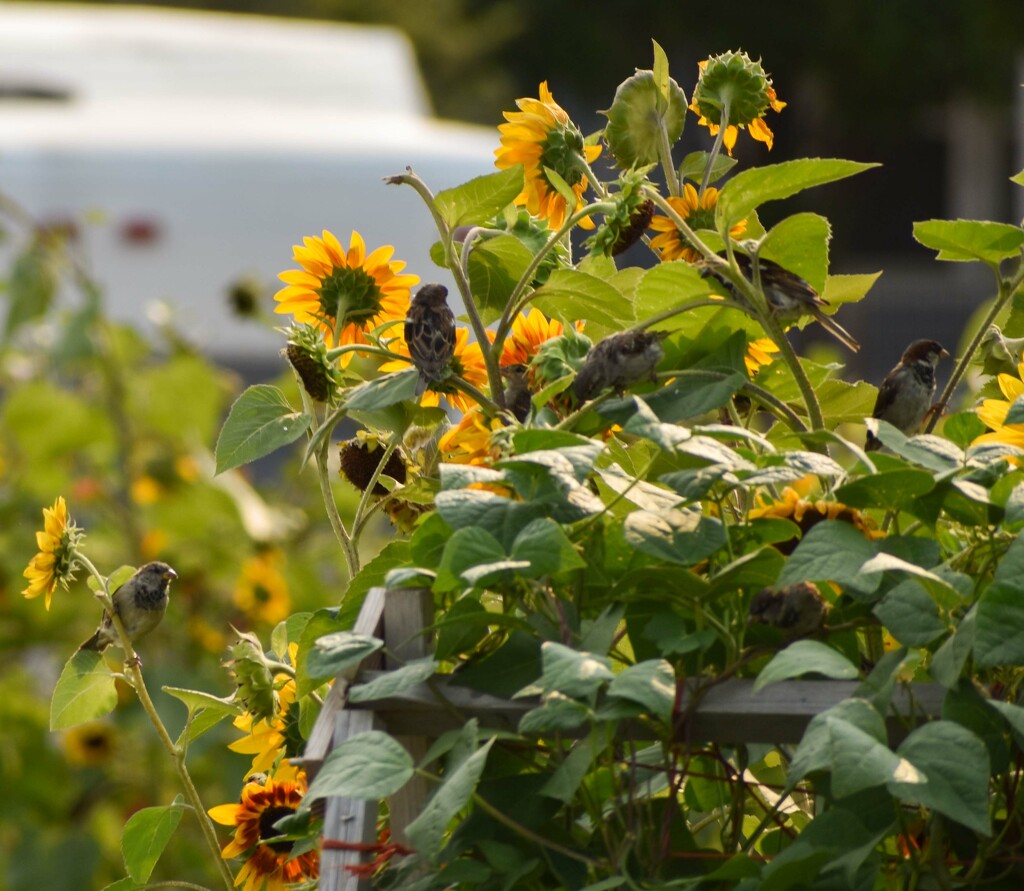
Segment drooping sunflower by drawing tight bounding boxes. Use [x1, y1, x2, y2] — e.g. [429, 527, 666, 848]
[974, 361, 1024, 450]
[234, 550, 292, 627]
[209, 768, 318, 891]
[648, 183, 746, 264]
[22, 496, 81, 610]
[495, 82, 603, 231]
[750, 486, 882, 555]
[274, 230, 419, 348]
[381, 327, 491, 413]
[500, 308, 582, 367]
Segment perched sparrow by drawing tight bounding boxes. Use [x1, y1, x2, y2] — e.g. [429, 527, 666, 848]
[405, 283, 456, 394]
[573, 329, 667, 402]
[865, 339, 949, 451]
[78, 562, 177, 652]
[748, 582, 828, 637]
[502, 364, 533, 422]
[700, 250, 860, 353]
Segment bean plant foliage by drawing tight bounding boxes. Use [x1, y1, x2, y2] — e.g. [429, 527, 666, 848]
[14, 42, 1024, 891]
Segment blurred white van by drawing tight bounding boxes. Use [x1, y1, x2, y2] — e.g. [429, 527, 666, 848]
[0, 3, 498, 362]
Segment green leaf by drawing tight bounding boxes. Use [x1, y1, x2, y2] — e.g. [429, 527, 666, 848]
[651, 39, 671, 113]
[305, 731, 414, 801]
[678, 150, 737, 186]
[538, 642, 613, 698]
[633, 261, 714, 321]
[467, 235, 534, 325]
[511, 517, 587, 577]
[974, 581, 1024, 667]
[344, 369, 419, 411]
[760, 212, 831, 293]
[1012, 169, 1024, 187]
[931, 606, 976, 688]
[775, 520, 881, 597]
[305, 631, 383, 682]
[436, 167, 525, 228]
[435, 526, 515, 591]
[872, 581, 947, 647]
[450, 630, 542, 698]
[943, 411, 987, 448]
[406, 739, 495, 857]
[913, 219, 1024, 264]
[607, 660, 675, 721]
[890, 722, 991, 835]
[623, 508, 727, 566]
[541, 738, 597, 803]
[337, 540, 411, 630]
[754, 641, 859, 692]
[215, 385, 311, 474]
[122, 802, 184, 884]
[50, 650, 118, 730]
[519, 693, 593, 733]
[435, 488, 547, 543]
[162, 686, 241, 716]
[821, 272, 882, 308]
[717, 159, 879, 227]
[834, 469, 936, 511]
[348, 659, 438, 703]
[530, 269, 634, 338]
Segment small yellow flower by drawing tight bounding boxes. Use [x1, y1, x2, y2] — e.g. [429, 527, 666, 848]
[62, 721, 116, 767]
[648, 183, 747, 263]
[22, 496, 81, 610]
[233, 550, 291, 627]
[495, 82, 603, 231]
[209, 769, 318, 891]
[975, 361, 1024, 449]
[274, 229, 418, 348]
[745, 337, 779, 376]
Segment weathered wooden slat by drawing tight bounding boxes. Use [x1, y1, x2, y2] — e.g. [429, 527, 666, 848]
[349, 674, 946, 744]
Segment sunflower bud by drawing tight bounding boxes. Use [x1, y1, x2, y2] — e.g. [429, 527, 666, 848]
[282, 324, 341, 403]
[338, 433, 407, 496]
[602, 69, 688, 169]
[585, 169, 656, 257]
[531, 327, 593, 391]
[227, 630, 278, 721]
[691, 51, 774, 128]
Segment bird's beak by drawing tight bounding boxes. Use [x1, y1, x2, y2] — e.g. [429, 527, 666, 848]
[164, 568, 178, 581]
[941, 347, 951, 358]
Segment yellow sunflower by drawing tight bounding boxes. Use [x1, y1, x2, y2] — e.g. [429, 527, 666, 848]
[22, 496, 81, 610]
[62, 721, 117, 767]
[230, 647, 300, 774]
[439, 408, 504, 466]
[209, 769, 318, 891]
[495, 81, 603, 231]
[745, 337, 779, 376]
[750, 486, 882, 555]
[234, 550, 291, 627]
[974, 361, 1024, 449]
[274, 230, 419, 348]
[381, 327, 490, 413]
[648, 183, 747, 264]
[500, 308, 583, 367]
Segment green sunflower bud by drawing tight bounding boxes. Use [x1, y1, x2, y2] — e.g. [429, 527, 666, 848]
[226, 630, 278, 721]
[691, 51, 772, 128]
[531, 327, 593, 390]
[586, 169, 656, 257]
[282, 323, 342, 403]
[602, 70, 687, 169]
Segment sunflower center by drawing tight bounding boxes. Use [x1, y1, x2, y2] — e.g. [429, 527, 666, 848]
[317, 266, 383, 325]
[539, 126, 586, 189]
[259, 804, 296, 853]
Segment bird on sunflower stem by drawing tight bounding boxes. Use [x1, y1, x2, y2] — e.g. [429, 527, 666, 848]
[79, 562, 176, 652]
[405, 283, 456, 394]
[865, 338, 949, 451]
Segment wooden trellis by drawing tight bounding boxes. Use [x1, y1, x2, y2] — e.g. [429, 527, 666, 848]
[303, 587, 945, 891]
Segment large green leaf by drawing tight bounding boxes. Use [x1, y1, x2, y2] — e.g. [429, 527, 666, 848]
[435, 166, 524, 228]
[760, 212, 831, 293]
[467, 234, 534, 325]
[530, 269, 634, 338]
[974, 581, 1024, 667]
[873, 581, 947, 647]
[607, 660, 675, 722]
[538, 642, 613, 699]
[344, 369, 419, 411]
[775, 520, 881, 597]
[348, 659, 439, 704]
[717, 159, 879, 227]
[50, 650, 118, 730]
[754, 641, 859, 692]
[304, 631, 383, 682]
[122, 802, 184, 884]
[214, 385, 312, 473]
[834, 470, 936, 512]
[305, 731, 414, 801]
[913, 219, 1024, 264]
[511, 517, 587, 577]
[632, 261, 714, 322]
[623, 508, 727, 566]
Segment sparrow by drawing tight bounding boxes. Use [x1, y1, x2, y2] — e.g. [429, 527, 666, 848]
[865, 339, 949, 451]
[573, 329, 667, 402]
[405, 283, 456, 394]
[502, 364, 533, 422]
[78, 562, 177, 652]
[748, 582, 828, 637]
[700, 249, 860, 353]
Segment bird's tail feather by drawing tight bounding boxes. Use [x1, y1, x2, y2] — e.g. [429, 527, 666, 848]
[812, 309, 860, 352]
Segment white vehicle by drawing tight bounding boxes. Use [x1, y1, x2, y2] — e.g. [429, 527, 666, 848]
[0, 3, 498, 362]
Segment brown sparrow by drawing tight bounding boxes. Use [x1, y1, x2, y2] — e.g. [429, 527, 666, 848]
[748, 582, 828, 637]
[405, 284, 456, 393]
[865, 339, 949, 451]
[572, 330, 667, 402]
[79, 562, 177, 652]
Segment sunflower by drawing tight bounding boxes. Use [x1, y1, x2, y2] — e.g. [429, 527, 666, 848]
[230, 647, 301, 774]
[380, 327, 490, 413]
[745, 337, 779, 376]
[974, 361, 1024, 450]
[22, 496, 81, 610]
[234, 550, 292, 627]
[495, 82, 603, 231]
[648, 183, 747, 264]
[439, 408, 504, 466]
[209, 769, 318, 891]
[500, 308, 583, 367]
[274, 230, 419, 348]
[62, 721, 116, 767]
[750, 486, 882, 555]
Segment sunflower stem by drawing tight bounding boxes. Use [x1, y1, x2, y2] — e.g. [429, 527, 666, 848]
[73, 552, 236, 891]
[925, 260, 1024, 434]
[658, 118, 682, 197]
[643, 188, 719, 264]
[700, 99, 730, 199]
